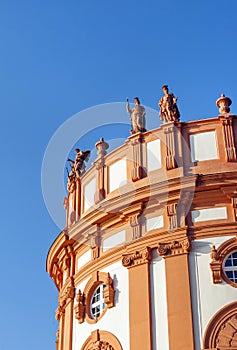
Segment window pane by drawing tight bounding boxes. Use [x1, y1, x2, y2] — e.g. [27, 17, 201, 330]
[226, 271, 233, 279]
[225, 258, 232, 267]
[190, 131, 218, 162]
[147, 139, 161, 172]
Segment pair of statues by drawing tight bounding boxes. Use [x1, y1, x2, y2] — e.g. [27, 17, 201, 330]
[126, 85, 180, 134]
[67, 85, 179, 182]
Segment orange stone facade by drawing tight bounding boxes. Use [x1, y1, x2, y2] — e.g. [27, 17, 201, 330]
[47, 108, 237, 350]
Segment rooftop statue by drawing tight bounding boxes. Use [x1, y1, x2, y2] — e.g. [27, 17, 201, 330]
[126, 97, 146, 134]
[67, 148, 91, 179]
[158, 85, 180, 123]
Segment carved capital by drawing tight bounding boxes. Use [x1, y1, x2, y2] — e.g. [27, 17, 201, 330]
[122, 247, 152, 268]
[157, 238, 191, 257]
[74, 289, 85, 324]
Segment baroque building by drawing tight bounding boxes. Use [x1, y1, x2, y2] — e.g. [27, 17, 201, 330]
[47, 93, 237, 350]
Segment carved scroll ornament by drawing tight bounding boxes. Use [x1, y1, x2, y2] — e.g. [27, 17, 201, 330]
[122, 247, 152, 268]
[157, 238, 191, 257]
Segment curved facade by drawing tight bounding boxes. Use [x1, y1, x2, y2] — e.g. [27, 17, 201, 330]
[47, 109, 237, 350]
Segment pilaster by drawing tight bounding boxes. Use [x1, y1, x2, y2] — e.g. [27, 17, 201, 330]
[128, 133, 145, 181]
[162, 122, 177, 170]
[158, 238, 194, 350]
[219, 115, 237, 162]
[122, 247, 152, 350]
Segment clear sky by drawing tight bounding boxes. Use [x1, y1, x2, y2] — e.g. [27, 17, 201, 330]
[1, 1, 237, 349]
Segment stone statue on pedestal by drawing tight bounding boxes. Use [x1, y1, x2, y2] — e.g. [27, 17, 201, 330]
[67, 148, 90, 179]
[126, 97, 146, 134]
[158, 85, 180, 123]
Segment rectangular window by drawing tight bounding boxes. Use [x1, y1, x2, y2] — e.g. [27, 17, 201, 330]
[103, 230, 126, 252]
[109, 158, 127, 192]
[192, 206, 227, 223]
[190, 131, 218, 162]
[77, 250, 91, 270]
[146, 216, 164, 231]
[147, 139, 161, 172]
[84, 178, 96, 212]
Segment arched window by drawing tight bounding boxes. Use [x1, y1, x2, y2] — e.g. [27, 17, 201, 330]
[210, 237, 237, 287]
[81, 329, 123, 350]
[203, 301, 237, 349]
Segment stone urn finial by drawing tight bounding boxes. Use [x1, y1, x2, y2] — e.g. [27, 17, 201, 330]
[216, 94, 232, 114]
[95, 137, 109, 158]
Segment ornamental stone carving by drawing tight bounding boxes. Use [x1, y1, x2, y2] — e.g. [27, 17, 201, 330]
[81, 330, 123, 350]
[203, 302, 237, 349]
[103, 273, 115, 308]
[157, 238, 191, 257]
[122, 247, 152, 268]
[56, 276, 75, 320]
[74, 289, 85, 324]
[209, 237, 237, 286]
[216, 315, 237, 348]
[210, 245, 222, 284]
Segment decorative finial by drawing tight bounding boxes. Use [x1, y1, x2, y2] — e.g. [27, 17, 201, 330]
[216, 94, 232, 114]
[95, 138, 109, 158]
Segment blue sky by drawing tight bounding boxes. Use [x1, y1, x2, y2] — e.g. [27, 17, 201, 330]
[1, 1, 237, 349]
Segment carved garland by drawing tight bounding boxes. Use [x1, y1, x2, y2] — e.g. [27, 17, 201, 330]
[209, 236, 237, 287]
[75, 271, 115, 324]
